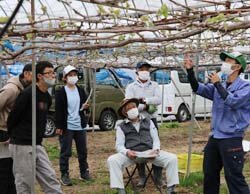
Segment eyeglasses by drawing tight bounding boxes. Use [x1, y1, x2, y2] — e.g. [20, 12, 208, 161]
[42, 71, 56, 76]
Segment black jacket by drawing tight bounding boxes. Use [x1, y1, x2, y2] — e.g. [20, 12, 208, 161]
[7, 86, 52, 145]
[55, 85, 88, 130]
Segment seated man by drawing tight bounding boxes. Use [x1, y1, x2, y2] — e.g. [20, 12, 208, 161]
[107, 98, 179, 194]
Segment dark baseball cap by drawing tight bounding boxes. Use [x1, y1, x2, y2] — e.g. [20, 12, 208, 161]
[136, 61, 152, 69]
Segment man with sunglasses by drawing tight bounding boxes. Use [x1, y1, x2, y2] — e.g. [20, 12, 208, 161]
[7, 61, 63, 194]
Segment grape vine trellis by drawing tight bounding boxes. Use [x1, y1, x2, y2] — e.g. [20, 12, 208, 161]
[0, 0, 250, 68]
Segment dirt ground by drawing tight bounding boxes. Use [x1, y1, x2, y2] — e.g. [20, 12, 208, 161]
[38, 120, 250, 194]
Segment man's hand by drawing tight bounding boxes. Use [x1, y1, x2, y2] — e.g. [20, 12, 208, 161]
[154, 149, 160, 155]
[208, 72, 220, 84]
[127, 150, 137, 159]
[150, 149, 160, 155]
[184, 54, 193, 69]
[82, 103, 90, 110]
[56, 129, 63, 135]
[139, 98, 146, 104]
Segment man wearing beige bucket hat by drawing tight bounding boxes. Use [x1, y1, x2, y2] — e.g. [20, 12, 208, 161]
[125, 61, 163, 186]
[107, 98, 179, 194]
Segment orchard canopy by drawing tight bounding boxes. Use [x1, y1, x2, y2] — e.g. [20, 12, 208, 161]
[0, 0, 250, 68]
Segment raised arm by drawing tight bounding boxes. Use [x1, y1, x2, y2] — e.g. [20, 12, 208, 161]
[184, 55, 215, 100]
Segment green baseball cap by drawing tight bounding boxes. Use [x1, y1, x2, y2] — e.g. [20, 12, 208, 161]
[220, 51, 247, 72]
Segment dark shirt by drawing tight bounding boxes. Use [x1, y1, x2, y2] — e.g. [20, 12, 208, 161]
[7, 85, 51, 145]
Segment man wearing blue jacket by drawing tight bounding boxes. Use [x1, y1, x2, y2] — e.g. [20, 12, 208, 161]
[184, 52, 250, 194]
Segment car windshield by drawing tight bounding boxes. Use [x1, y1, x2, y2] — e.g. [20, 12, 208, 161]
[96, 68, 135, 88]
[113, 68, 136, 87]
[151, 70, 171, 84]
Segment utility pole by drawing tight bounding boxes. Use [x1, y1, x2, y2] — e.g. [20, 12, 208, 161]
[31, 0, 36, 192]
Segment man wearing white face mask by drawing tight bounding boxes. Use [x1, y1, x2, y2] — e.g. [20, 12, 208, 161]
[125, 61, 163, 186]
[184, 52, 250, 194]
[8, 61, 63, 194]
[126, 61, 161, 125]
[55, 65, 91, 186]
[107, 98, 179, 194]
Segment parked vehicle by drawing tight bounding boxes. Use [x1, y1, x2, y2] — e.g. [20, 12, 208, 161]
[151, 68, 213, 122]
[45, 66, 134, 137]
[240, 71, 250, 82]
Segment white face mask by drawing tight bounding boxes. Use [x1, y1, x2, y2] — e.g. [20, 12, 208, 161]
[138, 71, 150, 81]
[127, 108, 139, 120]
[220, 62, 234, 75]
[44, 78, 55, 88]
[67, 76, 78, 85]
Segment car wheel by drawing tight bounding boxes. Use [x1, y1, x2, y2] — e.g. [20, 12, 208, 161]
[45, 114, 56, 137]
[99, 110, 117, 131]
[176, 104, 190, 122]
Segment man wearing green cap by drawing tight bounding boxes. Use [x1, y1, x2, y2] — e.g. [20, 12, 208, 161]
[184, 52, 250, 194]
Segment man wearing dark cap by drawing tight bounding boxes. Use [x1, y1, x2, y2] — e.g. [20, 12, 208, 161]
[107, 98, 179, 194]
[125, 61, 163, 186]
[184, 52, 250, 194]
[0, 63, 32, 194]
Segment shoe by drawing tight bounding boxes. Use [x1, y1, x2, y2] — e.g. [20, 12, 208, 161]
[166, 185, 176, 194]
[80, 170, 92, 181]
[137, 177, 146, 187]
[60, 173, 72, 186]
[166, 191, 176, 194]
[117, 188, 126, 194]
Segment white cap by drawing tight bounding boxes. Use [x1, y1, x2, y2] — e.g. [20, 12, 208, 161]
[63, 65, 78, 77]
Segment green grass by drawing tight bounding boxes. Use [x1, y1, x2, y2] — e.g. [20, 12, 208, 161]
[45, 144, 60, 161]
[220, 185, 229, 194]
[180, 172, 203, 191]
[179, 172, 230, 194]
[161, 122, 180, 129]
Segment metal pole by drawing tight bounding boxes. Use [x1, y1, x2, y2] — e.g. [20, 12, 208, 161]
[204, 98, 207, 121]
[204, 68, 207, 121]
[161, 56, 166, 125]
[161, 48, 168, 125]
[161, 72, 165, 125]
[186, 31, 201, 176]
[92, 67, 96, 132]
[31, 0, 36, 193]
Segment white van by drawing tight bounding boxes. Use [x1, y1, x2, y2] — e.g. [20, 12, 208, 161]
[151, 68, 213, 122]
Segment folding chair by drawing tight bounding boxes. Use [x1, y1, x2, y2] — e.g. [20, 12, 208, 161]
[125, 160, 163, 194]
